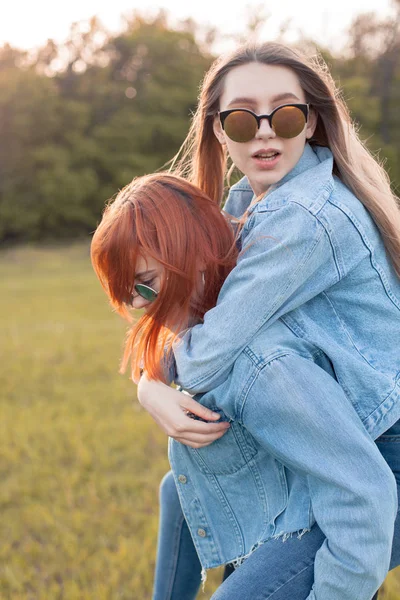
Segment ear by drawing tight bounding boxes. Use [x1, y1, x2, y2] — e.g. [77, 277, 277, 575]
[305, 107, 318, 140]
[213, 114, 226, 145]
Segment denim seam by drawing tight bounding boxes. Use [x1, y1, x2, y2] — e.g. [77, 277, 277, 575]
[290, 199, 343, 280]
[189, 426, 257, 476]
[236, 356, 266, 421]
[312, 209, 344, 279]
[328, 197, 400, 310]
[244, 454, 271, 529]
[254, 179, 332, 215]
[362, 378, 400, 434]
[200, 474, 245, 556]
[165, 514, 186, 600]
[321, 290, 381, 373]
[238, 354, 291, 422]
[243, 346, 327, 369]
[254, 198, 342, 279]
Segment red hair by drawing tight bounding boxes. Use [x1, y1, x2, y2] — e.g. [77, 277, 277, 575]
[91, 173, 238, 382]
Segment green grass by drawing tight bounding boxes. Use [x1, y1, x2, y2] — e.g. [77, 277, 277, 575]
[0, 243, 399, 599]
[0, 243, 223, 599]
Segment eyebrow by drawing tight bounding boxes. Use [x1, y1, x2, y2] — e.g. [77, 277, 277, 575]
[227, 92, 301, 107]
[270, 92, 301, 103]
[135, 269, 157, 280]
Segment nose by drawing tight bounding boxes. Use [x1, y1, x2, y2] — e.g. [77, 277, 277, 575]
[256, 117, 276, 139]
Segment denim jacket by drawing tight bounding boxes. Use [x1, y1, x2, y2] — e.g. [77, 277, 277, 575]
[169, 144, 400, 599]
[173, 144, 400, 440]
[169, 322, 398, 600]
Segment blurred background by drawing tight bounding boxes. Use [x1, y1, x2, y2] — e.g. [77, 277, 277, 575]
[1, 1, 399, 598]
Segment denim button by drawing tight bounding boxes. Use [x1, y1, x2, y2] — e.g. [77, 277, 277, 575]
[178, 474, 187, 484]
[197, 528, 206, 538]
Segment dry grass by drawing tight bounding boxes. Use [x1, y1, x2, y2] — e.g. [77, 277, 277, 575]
[0, 243, 398, 599]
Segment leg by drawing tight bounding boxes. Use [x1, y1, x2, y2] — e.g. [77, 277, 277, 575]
[211, 420, 400, 600]
[211, 524, 325, 600]
[152, 471, 202, 600]
[211, 525, 384, 600]
[222, 563, 235, 581]
[375, 417, 400, 570]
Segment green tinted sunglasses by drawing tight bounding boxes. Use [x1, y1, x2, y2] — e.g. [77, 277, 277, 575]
[131, 283, 159, 303]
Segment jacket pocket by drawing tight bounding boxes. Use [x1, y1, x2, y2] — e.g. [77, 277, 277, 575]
[189, 416, 258, 475]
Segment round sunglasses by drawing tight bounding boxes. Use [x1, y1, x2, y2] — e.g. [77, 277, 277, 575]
[219, 103, 309, 143]
[130, 283, 159, 304]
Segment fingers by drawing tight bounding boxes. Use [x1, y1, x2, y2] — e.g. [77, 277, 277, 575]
[177, 417, 230, 434]
[176, 427, 230, 448]
[181, 397, 222, 421]
[163, 416, 230, 443]
[170, 417, 230, 448]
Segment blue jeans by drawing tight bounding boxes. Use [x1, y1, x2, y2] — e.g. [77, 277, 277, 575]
[152, 420, 400, 600]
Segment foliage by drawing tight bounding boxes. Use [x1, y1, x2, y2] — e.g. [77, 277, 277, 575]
[0, 15, 212, 243]
[0, 10, 399, 243]
[329, 3, 400, 190]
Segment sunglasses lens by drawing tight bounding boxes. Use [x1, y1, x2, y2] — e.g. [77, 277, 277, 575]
[271, 106, 306, 139]
[134, 284, 158, 302]
[223, 111, 258, 143]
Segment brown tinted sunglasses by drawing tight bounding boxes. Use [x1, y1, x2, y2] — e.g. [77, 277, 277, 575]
[219, 103, 309, 142]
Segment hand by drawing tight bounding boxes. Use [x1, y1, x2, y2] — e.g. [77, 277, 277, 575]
[136, 374, 230, 448]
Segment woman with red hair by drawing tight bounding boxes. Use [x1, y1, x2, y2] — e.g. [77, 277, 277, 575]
[91, 172, 399, 600]
[91, 172, 238, 384]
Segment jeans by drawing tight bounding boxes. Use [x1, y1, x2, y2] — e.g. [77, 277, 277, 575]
[152, 471, 202, 600]
[152, 419, 400, 600]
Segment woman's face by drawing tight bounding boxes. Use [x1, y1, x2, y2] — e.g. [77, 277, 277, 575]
[130, 252, 205, 314]
[213, 62, 317, 196]
[130, 254, 163, 310]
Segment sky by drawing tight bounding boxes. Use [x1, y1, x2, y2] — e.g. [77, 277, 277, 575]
[0, 0, 393, 53]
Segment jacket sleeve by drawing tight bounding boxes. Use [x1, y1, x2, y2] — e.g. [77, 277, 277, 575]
[173, 201, 340, 393]
[241, 353, 397, 600]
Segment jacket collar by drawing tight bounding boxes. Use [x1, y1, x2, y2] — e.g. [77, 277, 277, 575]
[235, 144, 335, 213]
[273, 142, 325, 188]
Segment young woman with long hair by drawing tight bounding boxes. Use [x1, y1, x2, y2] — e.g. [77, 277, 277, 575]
[92, 168, 400, 600]
[127, 41, 400, 599]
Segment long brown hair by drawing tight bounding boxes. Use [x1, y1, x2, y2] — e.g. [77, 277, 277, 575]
[172, 41, 400, 277]
[91, 173, 238, 382]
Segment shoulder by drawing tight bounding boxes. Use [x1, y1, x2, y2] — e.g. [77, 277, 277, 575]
[223, 176, 254, 218]
[255, 147, 335, 216]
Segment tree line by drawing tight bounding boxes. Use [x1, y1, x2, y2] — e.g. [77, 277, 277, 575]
[0, 7, 399, 243]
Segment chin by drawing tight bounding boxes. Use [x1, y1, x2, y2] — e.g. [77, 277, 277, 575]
[254, 173, 282, 194]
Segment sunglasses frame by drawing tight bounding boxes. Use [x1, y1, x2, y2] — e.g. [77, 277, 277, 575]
[219, 103, 310, 142]
[130, 283, 159, 304]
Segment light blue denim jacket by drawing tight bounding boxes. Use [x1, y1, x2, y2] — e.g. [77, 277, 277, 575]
[169, 323, 398, 599]
[173, 144, 400, 439]
[169, 144, 400, 599]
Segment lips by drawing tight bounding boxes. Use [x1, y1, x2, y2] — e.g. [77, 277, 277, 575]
[251, 148, 282, 170]
[252, 148, 281, 159]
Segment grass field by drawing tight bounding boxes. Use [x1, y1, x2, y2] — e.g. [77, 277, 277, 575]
[0, 243, 399, 599]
